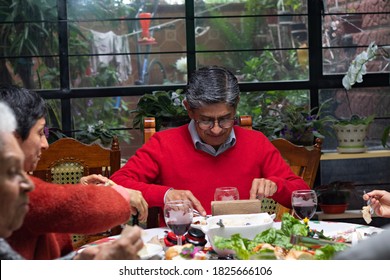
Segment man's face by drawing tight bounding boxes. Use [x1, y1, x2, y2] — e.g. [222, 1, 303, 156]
[16, 117, 49, 172]
[186, 102, 236, 149]
[0, 132, 34, 238]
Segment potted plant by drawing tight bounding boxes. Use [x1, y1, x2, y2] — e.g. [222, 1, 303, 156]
[131, 89, 190, 131]
[336, 42, 389, 153]
[253, 98, 336, 146]
[333, 114, 374, 153]
[315, 181, 354, 214]
[75, 120, 118, 147]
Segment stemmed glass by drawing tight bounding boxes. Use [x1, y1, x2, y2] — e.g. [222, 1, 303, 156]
[163, 200, 193, 246]
[291, 190, 318, 220]
[214, 187, 240, 201]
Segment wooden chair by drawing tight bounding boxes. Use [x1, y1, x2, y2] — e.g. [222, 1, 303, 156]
[237, 116, 323, 220]
[31, 136, 122, 249]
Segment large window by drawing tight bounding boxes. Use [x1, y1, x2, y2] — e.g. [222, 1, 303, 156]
[0, 0, 389, 158]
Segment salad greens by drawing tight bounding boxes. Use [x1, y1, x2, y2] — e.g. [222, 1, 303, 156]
[213, 213, 348, 260]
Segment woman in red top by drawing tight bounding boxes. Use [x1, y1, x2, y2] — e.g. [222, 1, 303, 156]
[0, 85, 148, 259]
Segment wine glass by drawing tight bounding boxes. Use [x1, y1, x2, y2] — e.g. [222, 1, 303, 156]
[291, 190, 318, 220]
[214, 187, 240, 201]
[163, 200, 193, 246]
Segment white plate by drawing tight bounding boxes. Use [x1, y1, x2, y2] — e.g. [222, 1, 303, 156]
[142, 227, 169, 243]
[138, 243, 164, 260]
[273, 220, 383, 242]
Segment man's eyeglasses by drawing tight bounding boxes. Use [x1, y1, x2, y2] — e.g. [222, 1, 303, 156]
[195, 117, 236, 130]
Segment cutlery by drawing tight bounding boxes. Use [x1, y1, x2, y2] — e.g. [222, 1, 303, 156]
[216, 219, 225, 228]
[290, 234, 351, 247]
[363, 191, 375, 215]
[192, 209, 211, 218]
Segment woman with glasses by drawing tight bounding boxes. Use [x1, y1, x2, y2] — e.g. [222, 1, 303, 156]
[112, 65, 310, 221]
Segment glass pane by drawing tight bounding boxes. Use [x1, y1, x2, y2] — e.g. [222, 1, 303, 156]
[196, 12, 308, 51]
[319, 87, 390, 151]
[68, 0, 185, 21]
[237, 90, 310, 140]
[197, 1, 307, 17]
[322, 0, 390, 75]
[196, 49, 309, 82]
[69, 18, 185, 56]
[0, 57, 60, 90]
[0, 0, 57, 21]
[71, 52, 187, 87]
[70, 96, 136, 144]
[0, 22, 59, 57]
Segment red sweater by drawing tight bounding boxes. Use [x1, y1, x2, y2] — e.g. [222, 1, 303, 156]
[6, 176, 131, 260]
[111, 125, 309, 213]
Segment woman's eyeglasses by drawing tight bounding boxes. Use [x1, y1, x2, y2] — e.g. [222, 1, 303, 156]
[195, 118, 236, 130]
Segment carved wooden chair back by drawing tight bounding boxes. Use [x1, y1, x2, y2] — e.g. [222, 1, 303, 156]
[31, 136, 122, 249]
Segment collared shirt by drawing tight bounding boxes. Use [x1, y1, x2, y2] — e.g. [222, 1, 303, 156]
[188, 119, 236, 156]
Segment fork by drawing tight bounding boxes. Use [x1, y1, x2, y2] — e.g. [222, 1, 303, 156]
[364, 190, 375, 215]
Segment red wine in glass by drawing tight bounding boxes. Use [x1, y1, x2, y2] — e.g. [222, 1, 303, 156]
[291, 190, 318, 220]
[164, 200, 193, 246]
[293, 203, 317, 220]
[167, 222, 191, 236]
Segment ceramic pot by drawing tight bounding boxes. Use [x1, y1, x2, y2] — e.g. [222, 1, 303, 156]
[319, 203, 348, 214]
[334, 123, 369, 153]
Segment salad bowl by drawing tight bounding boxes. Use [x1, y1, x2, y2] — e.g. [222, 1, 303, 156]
[196, 213, 275, 256]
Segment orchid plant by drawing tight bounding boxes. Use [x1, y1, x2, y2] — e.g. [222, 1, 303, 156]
[342, 42, 378, 90]
[341, 41, 390, 148]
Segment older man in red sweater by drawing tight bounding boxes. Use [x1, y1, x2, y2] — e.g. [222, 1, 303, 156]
[111, 66, 310, 221]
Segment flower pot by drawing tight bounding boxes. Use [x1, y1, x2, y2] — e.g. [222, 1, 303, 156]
[319, 203, 348, 214]
[334, 123, 369, 153]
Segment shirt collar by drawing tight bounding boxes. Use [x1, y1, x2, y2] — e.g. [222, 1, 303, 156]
[188, 119, 236, 156]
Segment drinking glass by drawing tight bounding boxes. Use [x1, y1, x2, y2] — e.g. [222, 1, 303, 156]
[291, 190, 318, 220]
[214, 187, 240, 201]
[163, 200, 193, 246]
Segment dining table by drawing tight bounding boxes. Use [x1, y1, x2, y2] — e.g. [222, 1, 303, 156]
[79, 219, 384, 260]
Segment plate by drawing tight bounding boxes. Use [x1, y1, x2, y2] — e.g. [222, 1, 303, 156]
[138, 243, 164, 260]
[142, 227, 169, 243]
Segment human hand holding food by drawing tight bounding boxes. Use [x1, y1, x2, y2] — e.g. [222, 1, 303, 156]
[363, 190, 390, 218]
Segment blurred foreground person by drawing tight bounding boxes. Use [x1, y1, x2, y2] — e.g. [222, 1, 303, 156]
[0, 101, 144, 260]
[0, 85, 147, 259]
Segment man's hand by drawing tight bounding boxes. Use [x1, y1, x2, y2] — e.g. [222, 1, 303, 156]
[249, 178, 278, 200]
[165, 189, 206, 216]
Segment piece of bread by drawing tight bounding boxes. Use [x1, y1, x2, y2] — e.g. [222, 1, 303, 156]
[362, 205, 372, 224]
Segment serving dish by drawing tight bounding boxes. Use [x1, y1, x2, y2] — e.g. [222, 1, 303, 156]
[196, 213, 275, 256]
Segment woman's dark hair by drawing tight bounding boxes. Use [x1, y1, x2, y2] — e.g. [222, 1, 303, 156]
[185, 65, 240, 109]
[0, 85, 47, 141]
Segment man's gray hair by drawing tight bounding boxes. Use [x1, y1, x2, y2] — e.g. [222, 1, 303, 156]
[185, 65, 240, 109]
[0, 101, 16, 133]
